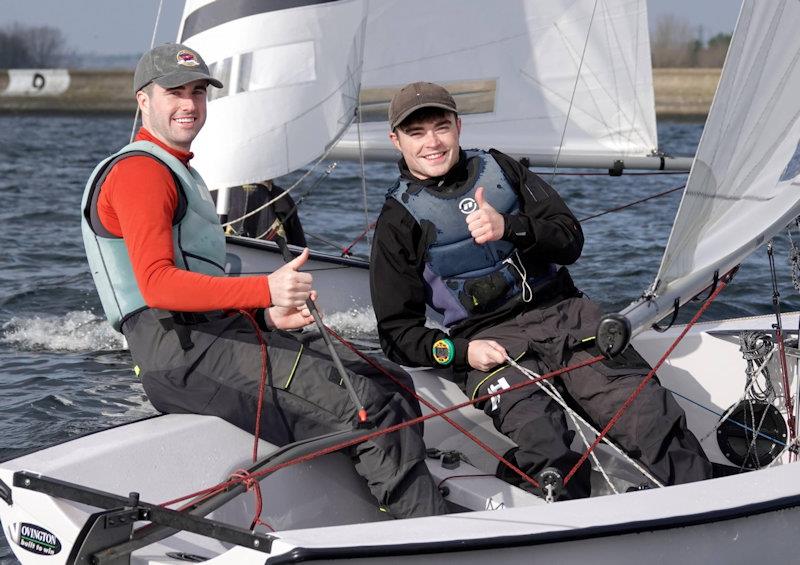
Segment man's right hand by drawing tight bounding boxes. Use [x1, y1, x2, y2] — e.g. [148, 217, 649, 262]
[267, 248, 313, 308]
[467, 339, 507, 371]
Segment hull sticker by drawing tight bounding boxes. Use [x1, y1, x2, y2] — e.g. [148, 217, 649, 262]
[10, 522, 62, 556]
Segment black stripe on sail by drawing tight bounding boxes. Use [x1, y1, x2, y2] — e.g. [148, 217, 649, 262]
[181, 0, 342, 42]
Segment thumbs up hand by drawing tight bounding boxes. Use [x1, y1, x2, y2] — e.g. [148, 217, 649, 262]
[267, 247, 314, 308]
[466, 186, 505, 244]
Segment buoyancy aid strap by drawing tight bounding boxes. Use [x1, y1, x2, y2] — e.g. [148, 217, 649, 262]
[84, 151, 188, 239]
[154, 311, 194, 351]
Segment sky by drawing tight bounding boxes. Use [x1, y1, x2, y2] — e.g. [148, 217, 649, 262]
[0, 0, 742, 56]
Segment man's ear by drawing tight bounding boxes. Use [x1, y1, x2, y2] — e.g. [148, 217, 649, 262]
[136, 90, 149, 115]
[389, 130, 401, 152]
[456, 116, 462, 135]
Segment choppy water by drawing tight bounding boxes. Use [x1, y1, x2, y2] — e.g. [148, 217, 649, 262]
[1, 115, 798, 563]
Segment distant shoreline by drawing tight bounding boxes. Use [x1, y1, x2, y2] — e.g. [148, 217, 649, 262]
[0, 68, 721, 120]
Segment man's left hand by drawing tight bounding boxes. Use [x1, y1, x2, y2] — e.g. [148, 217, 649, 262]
[264, 291, 317, 330]
[466, 186, 505, 244]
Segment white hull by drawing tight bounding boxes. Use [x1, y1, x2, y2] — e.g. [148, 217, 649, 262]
[2, 303, 799, 563]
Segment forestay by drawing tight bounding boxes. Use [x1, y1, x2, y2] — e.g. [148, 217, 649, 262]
[619, 0, 800, 334]
[331, 0, 658, 166]
[177, 0, 367, 190]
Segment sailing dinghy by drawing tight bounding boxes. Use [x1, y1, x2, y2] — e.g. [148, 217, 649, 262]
[5, 0, 800, 563]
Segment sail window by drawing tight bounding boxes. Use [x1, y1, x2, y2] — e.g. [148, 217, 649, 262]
[207, 58, 231, 101]
[238, 42, 317, 95]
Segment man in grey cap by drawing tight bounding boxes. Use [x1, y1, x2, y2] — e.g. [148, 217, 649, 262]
[80, 46, 448, 520]
[370, 81, 712, 500]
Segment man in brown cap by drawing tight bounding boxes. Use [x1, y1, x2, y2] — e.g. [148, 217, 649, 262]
[80, 47, 448, 520]
[370, 81, 712, 500]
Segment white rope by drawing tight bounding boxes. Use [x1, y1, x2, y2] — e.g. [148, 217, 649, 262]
[550, 0, 599, 184]
[221, 158, 338, 228]
[232, 163, 338, 239]
[537, 376, 618, 493]
[706, 351, 775, 437]
[505, 355, 665, 488]
[130, 0, 165, 143]
[503, 251, 533, 303]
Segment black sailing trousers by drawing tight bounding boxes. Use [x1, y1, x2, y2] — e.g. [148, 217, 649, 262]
[123, 308, 448, 519]
[463, 295, 713, 499]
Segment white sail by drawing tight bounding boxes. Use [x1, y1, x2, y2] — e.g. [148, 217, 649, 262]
[620, 0, 800, 333]
[177, 0, 367, 190]
[332, 0, 658, 167]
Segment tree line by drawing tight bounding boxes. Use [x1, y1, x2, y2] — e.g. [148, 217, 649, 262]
[651, 15, 732, 68]
[0, 24, 70, 69]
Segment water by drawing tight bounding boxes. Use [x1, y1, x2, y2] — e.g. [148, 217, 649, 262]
[0, 115, 798, 563]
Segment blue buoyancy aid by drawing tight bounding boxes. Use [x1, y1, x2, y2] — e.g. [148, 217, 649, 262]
[80, 141, 226, 331]
[389, 150, 556, 327]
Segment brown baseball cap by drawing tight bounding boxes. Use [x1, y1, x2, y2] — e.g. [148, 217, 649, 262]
[388, 82, 457, 129]
[134, 43, 223, 94]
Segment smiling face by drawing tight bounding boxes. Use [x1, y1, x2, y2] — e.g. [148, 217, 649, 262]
[389, 111, 461, 180]
[136, 79, 208, 152]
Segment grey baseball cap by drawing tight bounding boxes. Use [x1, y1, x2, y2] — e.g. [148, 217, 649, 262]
[388, 82, 457, 129]
[133, 43, 223, 95]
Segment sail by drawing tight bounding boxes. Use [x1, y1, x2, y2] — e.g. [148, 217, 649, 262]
[177, 0, 367, 190]
[620, 0, 800, 333]
[331, 0, 658, 166]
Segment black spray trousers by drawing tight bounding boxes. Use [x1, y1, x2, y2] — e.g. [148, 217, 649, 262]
[123, 308, 448, 519]
[463, 295, 712, 499]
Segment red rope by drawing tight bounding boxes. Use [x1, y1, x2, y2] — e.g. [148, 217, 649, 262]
[774, 326, 796, 444]
[159, 352, 604, 509]
[325, 326, 543, 489]
[563, 277, 730, 485]
[237, 310, 270, 463]
[230, 469, 275, 531]
[341, 222, 377, 256]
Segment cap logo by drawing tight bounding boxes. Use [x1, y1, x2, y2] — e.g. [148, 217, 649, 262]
[176, 50, 200, 67]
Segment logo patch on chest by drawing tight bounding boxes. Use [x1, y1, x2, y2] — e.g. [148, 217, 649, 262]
[459, 197, 477, 214]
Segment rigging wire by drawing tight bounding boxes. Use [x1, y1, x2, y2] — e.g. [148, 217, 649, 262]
[129, 0, 164, 143]
[316, 182, 689, 257]
[550, 0, 600, 185]
[355, 106, 371, 247]
[221, 149, 341, 228]
[578, 184, 685, 223]
[158, 354, 606, 510]
[354, 8, 371, 246]
[767, 240, 797, 453]
[505, 357, 661, 489]
[790, 218, 800, 442]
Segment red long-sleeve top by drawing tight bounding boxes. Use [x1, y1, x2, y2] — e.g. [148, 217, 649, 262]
[97, 128, 271, 311]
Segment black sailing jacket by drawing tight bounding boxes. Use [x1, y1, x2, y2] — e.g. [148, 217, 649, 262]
[370, 149, 584, 371]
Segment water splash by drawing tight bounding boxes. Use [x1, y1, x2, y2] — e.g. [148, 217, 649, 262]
[325, 307, 378, 339]
[0, 310, 127, 352]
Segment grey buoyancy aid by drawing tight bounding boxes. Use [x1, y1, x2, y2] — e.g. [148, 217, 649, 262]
[389, 150, 556, 327]
[81, 140, 226, 331]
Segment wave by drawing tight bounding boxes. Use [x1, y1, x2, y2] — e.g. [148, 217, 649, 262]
[0, 310, 127, 352]
[324, 307, 378, 339]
